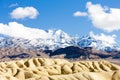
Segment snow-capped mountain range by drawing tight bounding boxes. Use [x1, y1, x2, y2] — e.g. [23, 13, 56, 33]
[0, 29, 74, 50]
[0, 29, 119, 52]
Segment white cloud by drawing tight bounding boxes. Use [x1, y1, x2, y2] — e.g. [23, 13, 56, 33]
[86, 2, 120, 32]
[10, 7, 39, 19]
[0, 22, 50, 40]
[9, 3, 19, 8]
[73, 11, 87, 17]
[89, 31, 116, 45]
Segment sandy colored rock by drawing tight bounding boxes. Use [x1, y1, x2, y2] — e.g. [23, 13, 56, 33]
[0, 58, 119, 80]
[112, 70, 120, 80]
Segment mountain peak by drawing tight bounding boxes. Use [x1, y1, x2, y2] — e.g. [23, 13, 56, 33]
[0, 24, 118, 51]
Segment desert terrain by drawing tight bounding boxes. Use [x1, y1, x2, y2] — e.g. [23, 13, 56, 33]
[0, 47, 119, 80]
[0, 58, 120, 80]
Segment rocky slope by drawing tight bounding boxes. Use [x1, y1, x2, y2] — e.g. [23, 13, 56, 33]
[0, 46, 49, 61]
[46, 46, 120, 59]
[0, 46, 119, 61]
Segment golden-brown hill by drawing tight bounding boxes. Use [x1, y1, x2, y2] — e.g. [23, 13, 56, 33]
[0, 58, 120, 80]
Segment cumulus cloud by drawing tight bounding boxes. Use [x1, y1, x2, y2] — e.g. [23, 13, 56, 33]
[73, 11, 87, 17]
[10, 7, 39, 19]
[9, 3, 19, 8]
[0, 22, 50, 40]
[86, 2, 120, 32]
[89, 31, 116, 45]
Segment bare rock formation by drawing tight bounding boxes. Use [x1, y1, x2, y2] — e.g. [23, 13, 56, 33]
[0, 58, 119, 80]
[0, 46, 49, 61]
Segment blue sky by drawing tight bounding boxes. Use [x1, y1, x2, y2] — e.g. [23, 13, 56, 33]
[0, 0, 120, 44]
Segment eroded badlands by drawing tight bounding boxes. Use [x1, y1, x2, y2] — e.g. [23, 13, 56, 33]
[0, 58, 120, 80]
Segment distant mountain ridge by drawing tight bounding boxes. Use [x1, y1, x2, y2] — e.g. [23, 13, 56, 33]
[0, 29, 119, 52]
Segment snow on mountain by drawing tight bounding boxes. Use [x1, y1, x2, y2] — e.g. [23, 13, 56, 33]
[0, 30, 118, 52]
[0, 29, 74, 50]
[78, 31, 118, 52]
[0, 22, 119, 51]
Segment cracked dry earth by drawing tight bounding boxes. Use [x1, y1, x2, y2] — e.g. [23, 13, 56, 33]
[0, 58, 120, 80]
